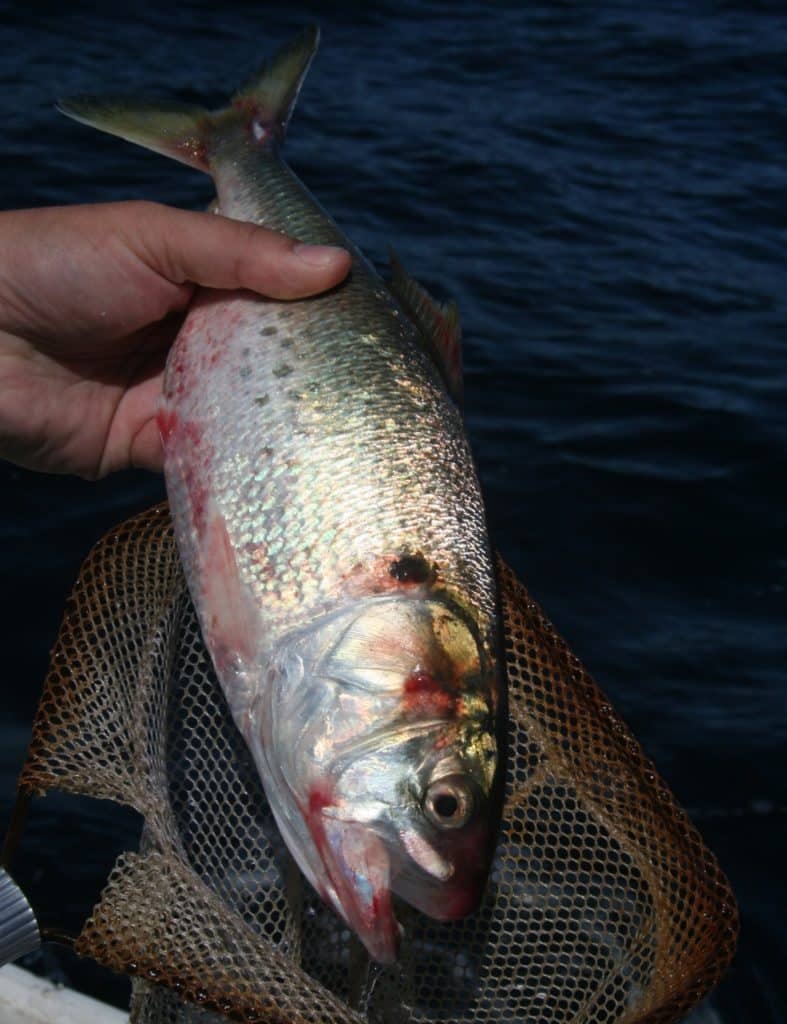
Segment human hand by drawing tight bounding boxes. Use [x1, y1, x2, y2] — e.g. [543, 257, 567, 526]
[0, 201, 350, 478]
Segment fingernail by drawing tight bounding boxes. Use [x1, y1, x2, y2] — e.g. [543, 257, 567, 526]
[293, 243, 348, 268]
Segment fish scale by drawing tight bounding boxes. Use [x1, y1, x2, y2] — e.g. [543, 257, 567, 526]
[59, 26, 505, 964]
[168, 247, 496, 643]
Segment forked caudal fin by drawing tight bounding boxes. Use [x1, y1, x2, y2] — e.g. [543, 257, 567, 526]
[56, 25, 320, 171]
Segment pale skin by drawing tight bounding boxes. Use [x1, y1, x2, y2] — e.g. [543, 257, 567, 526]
[0, 201, 351, 478]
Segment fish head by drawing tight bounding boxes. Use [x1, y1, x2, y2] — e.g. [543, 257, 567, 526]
[252, 594, 504, 963]
[330, 716, 501, 937]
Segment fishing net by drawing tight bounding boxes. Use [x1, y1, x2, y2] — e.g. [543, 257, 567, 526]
[16, 503, 736, 1023]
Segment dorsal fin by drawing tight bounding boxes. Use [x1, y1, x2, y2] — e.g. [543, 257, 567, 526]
[389, 251, 463, 407]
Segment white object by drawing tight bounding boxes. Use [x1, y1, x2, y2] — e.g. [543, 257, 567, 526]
[0, 963, 127, 1023]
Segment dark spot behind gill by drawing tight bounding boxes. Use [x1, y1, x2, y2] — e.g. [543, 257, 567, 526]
[388, 553, 433, 585]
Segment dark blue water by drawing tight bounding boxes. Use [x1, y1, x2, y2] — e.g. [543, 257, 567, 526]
[1, 2, 785, 1019]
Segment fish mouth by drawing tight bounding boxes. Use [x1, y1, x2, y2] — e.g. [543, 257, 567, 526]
[393, 817, 492, 922]
[307, 811, 489, 962]
[306, 795, 400, 964]
[395, 872, 485, 921]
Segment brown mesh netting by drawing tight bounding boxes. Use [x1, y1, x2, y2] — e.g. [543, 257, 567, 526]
[18, 504, 737, 1023]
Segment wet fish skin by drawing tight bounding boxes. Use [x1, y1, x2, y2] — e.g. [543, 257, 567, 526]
[59, 27, 505, 963]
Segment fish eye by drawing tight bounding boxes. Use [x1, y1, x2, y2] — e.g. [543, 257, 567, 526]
[423, 777, 475, 830]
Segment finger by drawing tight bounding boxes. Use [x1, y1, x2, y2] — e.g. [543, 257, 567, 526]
[133, 202, 352, 300]
[127, 417, 164, 475]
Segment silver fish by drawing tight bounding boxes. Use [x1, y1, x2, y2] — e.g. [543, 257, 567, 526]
[60, 27, 505, 963]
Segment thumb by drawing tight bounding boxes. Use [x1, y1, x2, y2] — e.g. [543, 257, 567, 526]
[133, 202, 352, 300]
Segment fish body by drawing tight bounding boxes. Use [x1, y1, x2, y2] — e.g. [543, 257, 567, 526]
[60, 28, 505, 962]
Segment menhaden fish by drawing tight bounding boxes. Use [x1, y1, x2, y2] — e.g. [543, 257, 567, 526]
[60, 27, 506, 963]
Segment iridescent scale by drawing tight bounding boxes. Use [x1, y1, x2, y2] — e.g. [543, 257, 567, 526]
[163, 137, 498, 657]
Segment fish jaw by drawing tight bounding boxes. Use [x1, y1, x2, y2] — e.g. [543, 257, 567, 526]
[304, 784, 400, 964]
[243, 708, 403, 963]
[392, 814, 493, 921]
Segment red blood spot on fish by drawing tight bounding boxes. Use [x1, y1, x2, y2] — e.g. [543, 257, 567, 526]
[157, 409, 202, 450]
[197, 507, 262, 690]
[308, 782, 334, 817]
[188, 477, 207, 536]
[160, 411, 209, 534]
[302, 782, 337, 904]
[182, 420, 202, 447]
[403, 671, 456, 717]
[156, 409, 179, 446]
[302, 782, 398, 960]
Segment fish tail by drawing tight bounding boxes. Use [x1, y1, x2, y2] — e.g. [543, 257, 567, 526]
[57, 26, 320, 173]
[231, 24, 319, 141]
